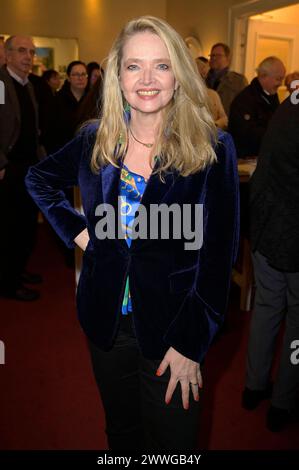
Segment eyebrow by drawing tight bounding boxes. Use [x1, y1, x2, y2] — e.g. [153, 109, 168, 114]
[123, 58, 171, 64]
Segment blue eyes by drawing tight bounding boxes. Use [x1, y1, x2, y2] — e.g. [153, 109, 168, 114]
[127, 64, 169, 71]
[127, 64, 139, 70]
[157, 64, 169, 70]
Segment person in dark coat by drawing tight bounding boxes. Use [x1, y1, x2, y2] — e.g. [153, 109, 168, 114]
[0, 36, 42, 301]
[48, 60, 88, 153]
[242, 95, 299, 432]
[228, 56, 285, 159]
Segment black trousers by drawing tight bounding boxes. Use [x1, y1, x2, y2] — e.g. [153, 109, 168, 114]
[88, 314, 201, 451]
[0, 162, 38, 291]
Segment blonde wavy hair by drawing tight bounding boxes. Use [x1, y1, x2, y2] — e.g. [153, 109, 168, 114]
[91, 16, 217, 177]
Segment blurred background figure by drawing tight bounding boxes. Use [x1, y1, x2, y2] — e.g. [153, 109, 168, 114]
[228, 55, 285, 242]
[196, 56, 209, 79]
[86, 61, 104, 92]
[284, 71, 299, 94]
[42, 69, 61, 94]
[228, 56, 285, 159]
[37, 70, 61, 154]
[48, 60, 88, 153]
[76, 74, 103, 125]
[206, 42, 247, 115]
[196, 56, 228, 129]
[42, 60, 88, 268]
[243, 95, 299, 433]
[0, 35, 42, 301]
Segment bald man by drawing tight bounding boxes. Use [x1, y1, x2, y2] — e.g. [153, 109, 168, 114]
[0, 35, 42, 301]
[228, 56, 286, 159]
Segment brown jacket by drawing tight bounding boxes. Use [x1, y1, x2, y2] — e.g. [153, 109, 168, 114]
[0, 65, 39, 170]
[216, 70, 248, 115]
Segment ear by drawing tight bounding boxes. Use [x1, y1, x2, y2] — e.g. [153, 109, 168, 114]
[174, 80, 179, 91]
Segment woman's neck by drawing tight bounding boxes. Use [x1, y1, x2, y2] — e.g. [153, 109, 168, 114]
[129, 111, 161, 141]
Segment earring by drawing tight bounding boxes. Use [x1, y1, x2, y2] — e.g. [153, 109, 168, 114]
[123, 100, 131, 124]
[124, 101, 131, 113]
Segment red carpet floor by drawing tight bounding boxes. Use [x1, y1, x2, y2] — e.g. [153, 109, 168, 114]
[0, 223, 298, 450]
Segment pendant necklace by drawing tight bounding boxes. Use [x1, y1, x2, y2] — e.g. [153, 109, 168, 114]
[129, 127, 154, 148]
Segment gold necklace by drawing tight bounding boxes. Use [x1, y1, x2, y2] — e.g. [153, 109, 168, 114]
[129, 127, 154, 148]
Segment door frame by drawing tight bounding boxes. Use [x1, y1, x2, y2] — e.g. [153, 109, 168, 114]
[228, 0, 299, 72]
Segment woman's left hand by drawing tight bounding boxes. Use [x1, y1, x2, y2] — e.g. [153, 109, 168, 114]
[156, 347, 203, 410]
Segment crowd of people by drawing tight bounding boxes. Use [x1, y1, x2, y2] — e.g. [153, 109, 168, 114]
[0, 18, 298, 449]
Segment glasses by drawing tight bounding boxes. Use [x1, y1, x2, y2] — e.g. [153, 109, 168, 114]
[209, 53, 226, 58]
[70, 73, 88, 78]
[10, 47, 36, 57]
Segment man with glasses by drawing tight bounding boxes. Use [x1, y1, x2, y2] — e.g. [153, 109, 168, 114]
[206, 43, 247, 115]
[0, 35, 42, 301]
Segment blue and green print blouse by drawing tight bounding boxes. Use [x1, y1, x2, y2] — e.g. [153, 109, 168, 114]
[119, 165, 147, 314]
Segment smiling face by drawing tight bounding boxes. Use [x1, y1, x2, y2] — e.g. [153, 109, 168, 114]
[120, 31, 177, 118]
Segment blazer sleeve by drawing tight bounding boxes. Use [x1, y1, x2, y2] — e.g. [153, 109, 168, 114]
[164, 132, 240, 362]
[25, 128, 94, 248]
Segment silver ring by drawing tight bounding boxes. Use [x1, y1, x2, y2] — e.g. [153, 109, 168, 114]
[190, 382, 198, 386]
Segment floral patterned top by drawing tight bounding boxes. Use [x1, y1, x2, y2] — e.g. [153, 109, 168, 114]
[119, 165, 147, 314]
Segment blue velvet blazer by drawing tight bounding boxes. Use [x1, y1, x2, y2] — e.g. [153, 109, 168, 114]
[25, 124, 239, 363]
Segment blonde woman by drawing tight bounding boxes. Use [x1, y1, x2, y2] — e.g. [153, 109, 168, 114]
[26, 16, 239, 450]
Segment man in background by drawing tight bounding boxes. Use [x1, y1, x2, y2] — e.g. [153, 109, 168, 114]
[206, 42, 247, 115]
[243, 93, 299, 433]
[228, 56, 285, 159]
[0, 35, 42, 301]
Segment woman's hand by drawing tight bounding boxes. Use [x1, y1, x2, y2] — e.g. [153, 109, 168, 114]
[156, 347, 202, 410]
[74, 228, 90, 251]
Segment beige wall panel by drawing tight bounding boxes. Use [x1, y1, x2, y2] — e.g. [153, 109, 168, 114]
[0, 0, 166, 65]
[167, 0, 241, 58]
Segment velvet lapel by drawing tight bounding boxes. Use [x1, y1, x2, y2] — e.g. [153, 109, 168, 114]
[131, 168, 179, 250]
[100, 162, 128, 250]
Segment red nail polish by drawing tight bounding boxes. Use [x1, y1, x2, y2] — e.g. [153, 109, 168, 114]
[165, 399, 170, 405]
[156, 369, 162, 376]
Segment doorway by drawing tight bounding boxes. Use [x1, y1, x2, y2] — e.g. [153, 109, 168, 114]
[229, 0, 299, 88]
